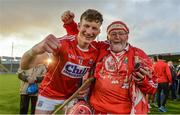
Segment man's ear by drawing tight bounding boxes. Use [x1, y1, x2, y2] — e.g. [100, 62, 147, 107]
[107, 36, 109, 40]
[107, 34, 111, 40]
[77, 22, 80, 31]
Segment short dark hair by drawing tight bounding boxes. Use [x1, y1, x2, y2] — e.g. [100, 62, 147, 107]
[157, 55, 163, 59]
[153, 56, 157, 62]
[80, 9, 103, 25]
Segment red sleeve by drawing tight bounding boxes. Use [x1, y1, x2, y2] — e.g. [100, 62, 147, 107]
[136, 76, 157, 94]
[133, 47, 157, 94]
[63, 20, 79, 35]
[94, 62, 103, 78]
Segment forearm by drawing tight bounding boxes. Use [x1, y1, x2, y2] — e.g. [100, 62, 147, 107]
[20, 49, 37, 70]
[21, 34, 59, 69]
[137, 77, 157, 94]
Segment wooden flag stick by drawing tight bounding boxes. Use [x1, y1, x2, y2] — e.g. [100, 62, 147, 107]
[52, 77, 95, 114]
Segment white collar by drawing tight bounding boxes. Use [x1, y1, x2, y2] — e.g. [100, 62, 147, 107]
[77, 45, 89, 52]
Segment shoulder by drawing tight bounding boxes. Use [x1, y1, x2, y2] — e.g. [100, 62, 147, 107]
[131, 46, 145, 54]
[57, 35, 76, 49]
[91, 40, 110, 50]
[130, 45, 152, 65]
[99, 40, 110, 46]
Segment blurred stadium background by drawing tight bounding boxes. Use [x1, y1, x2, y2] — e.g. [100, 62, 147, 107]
[0, 52, 179, 74]
[0, 56, 21, 73]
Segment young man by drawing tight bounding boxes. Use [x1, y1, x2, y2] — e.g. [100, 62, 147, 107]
[61, 11, 157, 114]
[20, 9, 103, 114]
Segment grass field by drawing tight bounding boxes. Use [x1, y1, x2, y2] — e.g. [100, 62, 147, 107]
[150, 99, 180, 114]
[0, 74, 20, 114]
[0, 74, 180, 114]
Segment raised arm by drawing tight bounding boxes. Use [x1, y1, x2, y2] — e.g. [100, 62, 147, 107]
[61, 10, 79, 35]
[20, 34, 59, 69]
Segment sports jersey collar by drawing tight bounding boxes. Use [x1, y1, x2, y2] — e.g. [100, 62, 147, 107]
[77, 45, 89, 52]
[75, 35, 90, 52]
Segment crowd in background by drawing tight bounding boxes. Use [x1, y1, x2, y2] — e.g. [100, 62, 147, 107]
[147, 55, 180, 113]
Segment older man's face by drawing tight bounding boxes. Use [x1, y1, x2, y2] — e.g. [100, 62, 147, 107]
[108, 29, 129, 53]
[108, 29, 128, 44]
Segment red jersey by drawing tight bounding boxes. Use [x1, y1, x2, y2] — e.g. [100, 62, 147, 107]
[39, 35, 98, 100]
[90, 45, 157, 114]
[154, 60, 172, 83]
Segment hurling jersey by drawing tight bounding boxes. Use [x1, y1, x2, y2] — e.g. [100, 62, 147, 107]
[90, 45, 157, 114]
[39, 35, 98, 100]
[154, 60, 172, 83]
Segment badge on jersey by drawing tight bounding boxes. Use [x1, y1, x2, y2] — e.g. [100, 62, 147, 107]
[104, 56, 117, 72]
[62, 62, 90, 78]
[89, 59, 94, 65]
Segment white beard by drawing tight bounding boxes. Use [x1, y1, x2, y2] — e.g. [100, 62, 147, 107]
[110, 42, 127, 53]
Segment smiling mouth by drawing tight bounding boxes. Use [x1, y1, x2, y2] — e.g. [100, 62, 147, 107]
[85, 35, 95, 40]
[82, 32, 95, 40]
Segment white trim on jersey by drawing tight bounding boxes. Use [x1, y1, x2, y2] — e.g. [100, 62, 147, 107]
[89, 43, 98, 50]
[77, 45, 89, 52]
[58, 35, 76, 41]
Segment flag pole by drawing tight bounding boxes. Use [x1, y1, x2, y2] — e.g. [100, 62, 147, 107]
[10, 42, 14, 72]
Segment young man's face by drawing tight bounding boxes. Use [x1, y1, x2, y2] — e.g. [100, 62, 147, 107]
[78, 18, 101, 44]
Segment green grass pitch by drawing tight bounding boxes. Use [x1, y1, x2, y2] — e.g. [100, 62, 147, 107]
[0, 74, 180, 114]
[0, 74, 20, 114]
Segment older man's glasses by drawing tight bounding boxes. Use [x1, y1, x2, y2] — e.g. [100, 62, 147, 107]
[110, 32, 128, 36]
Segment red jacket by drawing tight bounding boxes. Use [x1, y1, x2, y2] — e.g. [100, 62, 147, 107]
[154, 60, 172, 83]
[90, 44, 157, 114]
[63, 21, 157, 114]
